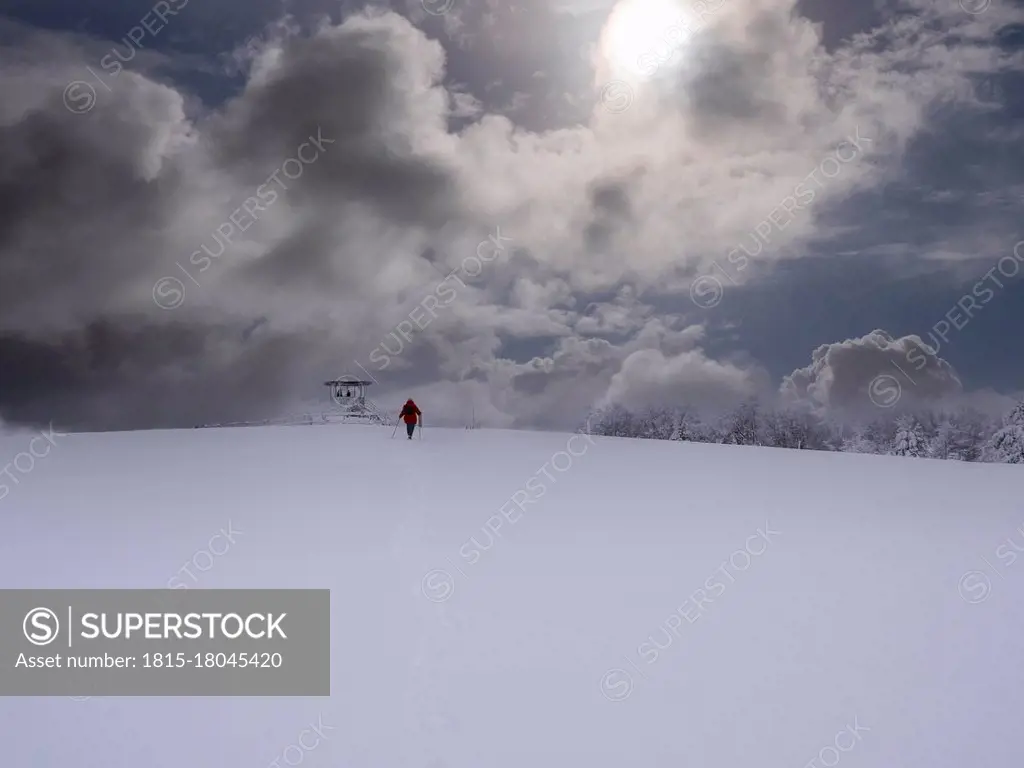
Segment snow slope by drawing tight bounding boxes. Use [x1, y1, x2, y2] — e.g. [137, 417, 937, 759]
[2, 422, 1023, 768]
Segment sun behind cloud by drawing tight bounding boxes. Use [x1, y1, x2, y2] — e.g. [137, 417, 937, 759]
[600, 0, 699, 79]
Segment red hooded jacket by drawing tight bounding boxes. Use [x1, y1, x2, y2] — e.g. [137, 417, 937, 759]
[400, 400, 421, 424]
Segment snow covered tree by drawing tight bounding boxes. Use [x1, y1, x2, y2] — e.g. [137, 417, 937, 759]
[764, 410, 797, 448]
[932, 408, 989, 462]
[691, 421, 724, 443]
[764, 408, 832, 450]
[820, 416, 848, 452]
[672, 407, 703, 442]
[987, 400, 1024, 464]
[863, 418, 897, 454]
[590, 404, 638, 437]
[841, 429, 878, 454]
[720, 400, 763, 446]
[635, 406, 678, 440]
[890, 415, 926, 458]
[928, 419, 963, 460]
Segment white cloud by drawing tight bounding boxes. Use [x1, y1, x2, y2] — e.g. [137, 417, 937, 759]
[780, 329, 964, 414]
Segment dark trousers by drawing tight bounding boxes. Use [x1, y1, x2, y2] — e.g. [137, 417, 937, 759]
[406, 421, 416, 438]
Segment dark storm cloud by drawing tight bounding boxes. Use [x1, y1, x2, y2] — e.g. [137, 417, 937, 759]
[0, 66, 188, 331]
[0, 12, 473, 430]
[681, 10, 790, 135]
[0, 317, 318, 430]
[206, 17, 461, 229]
[241, 215, 349, 291]
[582, 177, 634, 253]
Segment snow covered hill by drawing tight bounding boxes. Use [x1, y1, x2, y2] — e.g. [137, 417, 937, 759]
[2, 422, 1022, 768]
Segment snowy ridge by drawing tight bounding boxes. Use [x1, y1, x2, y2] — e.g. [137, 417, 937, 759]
[194, 408, 393, 429]
[1, 423, 1022, 768]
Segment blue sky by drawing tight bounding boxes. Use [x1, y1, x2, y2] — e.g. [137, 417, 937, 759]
[0, 0, 1022, 430]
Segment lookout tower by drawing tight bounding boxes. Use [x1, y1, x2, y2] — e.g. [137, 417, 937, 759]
[324, 375, 388, 424]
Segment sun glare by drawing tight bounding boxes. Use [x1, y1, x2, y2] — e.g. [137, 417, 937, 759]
[601, 0, 695, 79]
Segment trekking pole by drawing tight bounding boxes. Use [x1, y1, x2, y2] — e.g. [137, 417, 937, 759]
[418, 418, 423, 439]
[391, 419, 399, 439]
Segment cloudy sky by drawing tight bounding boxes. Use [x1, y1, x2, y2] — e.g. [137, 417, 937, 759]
[0, 0, 1021, 431]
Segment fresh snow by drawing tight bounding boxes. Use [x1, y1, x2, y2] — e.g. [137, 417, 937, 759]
[2, 422, 1023, 768]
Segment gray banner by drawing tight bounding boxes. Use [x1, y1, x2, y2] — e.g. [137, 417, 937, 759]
[1, 589, 329, 696]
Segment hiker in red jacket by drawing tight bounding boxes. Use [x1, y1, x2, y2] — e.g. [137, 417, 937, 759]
[399, 399, 421, 439]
